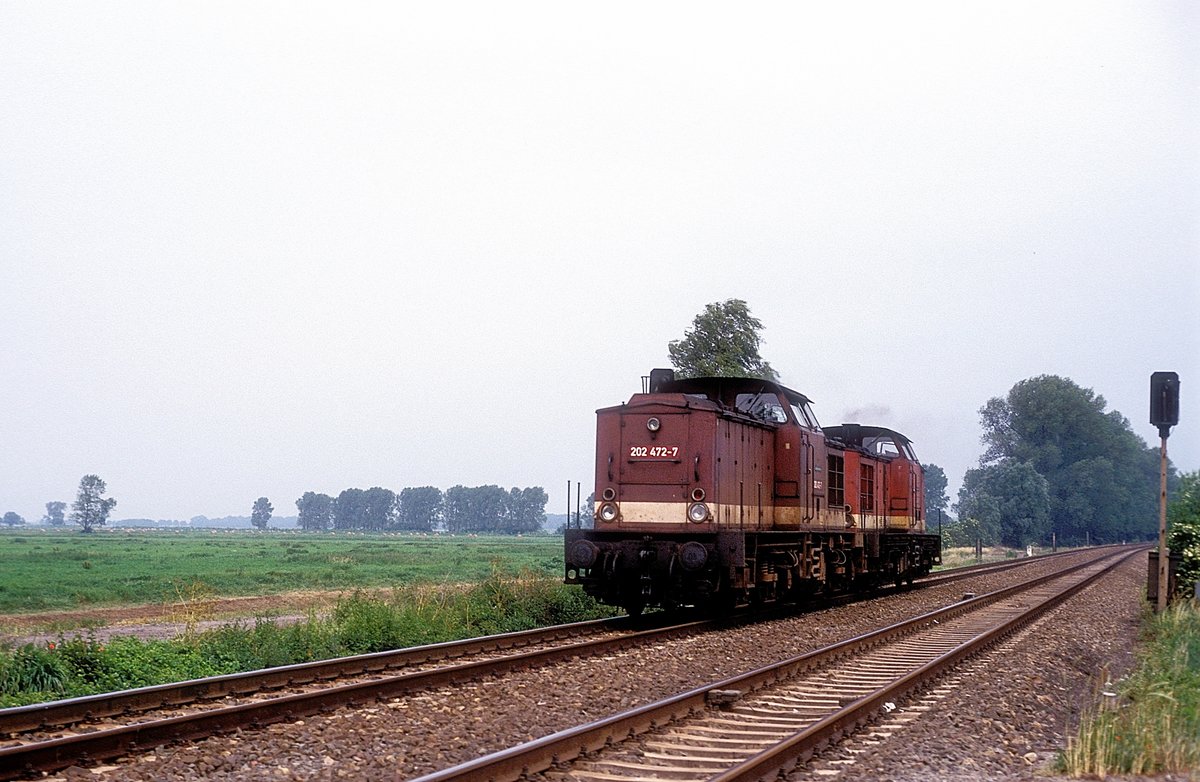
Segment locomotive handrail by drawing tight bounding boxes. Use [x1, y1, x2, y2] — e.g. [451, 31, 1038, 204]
[805, 440, 816, 522]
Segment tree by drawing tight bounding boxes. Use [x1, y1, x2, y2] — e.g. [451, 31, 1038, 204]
[503, 486, 548, 533]
[667, 299, 779, 381]
[2, 512, 25, 526]
[976, 376, 1171, 544]
[296, 492, 334, 531]
[333, 488, 368, 530]
[41, 501, 67, 527]
[70, 474, 117, 533]
[442, 485, 548, 534]
[953, 491, 1001, 546]
[250, 497, 273, 530]
[397, 486, 443, 531]
[955, 461, 1051, 547]
[922, 463, 949, 519]
[361, 487, 398, 531]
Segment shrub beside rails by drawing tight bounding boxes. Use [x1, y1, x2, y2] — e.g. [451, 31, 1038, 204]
[565, 370, 941, 614]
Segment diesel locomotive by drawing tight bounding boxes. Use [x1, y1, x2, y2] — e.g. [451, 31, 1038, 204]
[564, 369, 941, 614]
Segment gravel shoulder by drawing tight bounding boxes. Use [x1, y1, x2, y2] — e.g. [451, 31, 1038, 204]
[791, 552, 1155, 781]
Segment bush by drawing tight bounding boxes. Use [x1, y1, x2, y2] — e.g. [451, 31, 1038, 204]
[331, 592, 417, 654]
[1168, 471, 1200, 598]
[0, 644, 69, 700]
[53, 634, 223, 693]
[197, 614, 342, 670]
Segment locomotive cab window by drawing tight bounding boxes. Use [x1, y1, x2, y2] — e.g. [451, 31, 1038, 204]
[863, 436, 900, 457]
[736, 392, 787, 424]
[790, 403, 818, 429]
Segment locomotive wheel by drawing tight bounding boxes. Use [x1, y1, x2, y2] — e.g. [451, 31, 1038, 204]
[623, 601, 645, 617]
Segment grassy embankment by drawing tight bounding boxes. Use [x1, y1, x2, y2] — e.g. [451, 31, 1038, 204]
[936, 544, 1059, 570]
[1060, 600, 1200, 776]
[0, 529, 615, 707]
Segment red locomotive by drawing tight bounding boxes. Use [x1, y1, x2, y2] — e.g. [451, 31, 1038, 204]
[565, 369, 941, 614]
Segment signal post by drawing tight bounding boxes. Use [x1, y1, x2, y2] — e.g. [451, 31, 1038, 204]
[1150, 371, 1180, 612]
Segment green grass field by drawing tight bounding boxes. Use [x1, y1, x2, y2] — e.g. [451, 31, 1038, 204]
[0, 529, 565, 614]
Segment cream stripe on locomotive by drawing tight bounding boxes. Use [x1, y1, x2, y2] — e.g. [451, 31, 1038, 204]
[596, 502, 923, 532]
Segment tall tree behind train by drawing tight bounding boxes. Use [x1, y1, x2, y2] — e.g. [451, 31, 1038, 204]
[70, 474, 117, 533]
[956, 460, 1050, 547]
[922, 463, 949, 521]
[969, 375, 1172, 545]
[668, 299, 779, 381]
[250, 497, 273, 530]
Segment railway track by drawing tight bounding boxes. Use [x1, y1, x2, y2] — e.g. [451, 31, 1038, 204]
[0, 614, 720, 778]
[0, 547, 1115, 779]
[412, 546, 1141, 782]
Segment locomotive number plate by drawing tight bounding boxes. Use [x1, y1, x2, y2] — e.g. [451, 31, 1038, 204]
[629, 445, 680, 458]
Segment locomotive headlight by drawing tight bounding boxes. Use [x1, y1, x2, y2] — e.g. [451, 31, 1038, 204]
[598, 502, 619, 523]
[646, 417, 661, 432]
[687, 502, 710, 523]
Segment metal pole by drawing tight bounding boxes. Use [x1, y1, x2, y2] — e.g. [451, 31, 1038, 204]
[1157, 434, 1169, 612]
[566, 480, 571, 529]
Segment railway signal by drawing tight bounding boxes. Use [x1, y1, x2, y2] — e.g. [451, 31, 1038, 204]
[1150, 371, 1179, 612]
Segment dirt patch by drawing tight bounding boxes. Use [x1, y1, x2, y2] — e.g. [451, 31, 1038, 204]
[0, 589, 388, 647]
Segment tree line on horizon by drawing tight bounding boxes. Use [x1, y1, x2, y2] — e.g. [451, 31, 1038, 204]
[294, 485, 549, 534]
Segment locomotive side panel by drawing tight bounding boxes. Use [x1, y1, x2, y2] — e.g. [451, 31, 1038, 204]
[712, 417, 774, 531]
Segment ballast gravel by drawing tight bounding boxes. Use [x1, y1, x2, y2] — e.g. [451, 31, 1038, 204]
[64, 550, 1147, 781]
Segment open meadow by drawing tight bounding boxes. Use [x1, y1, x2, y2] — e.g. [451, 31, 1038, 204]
[0, 529, 609, 707]
[0, 528, 564, 615]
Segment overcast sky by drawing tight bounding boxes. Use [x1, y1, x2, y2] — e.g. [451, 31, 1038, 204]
[2, 2, 1197, 524]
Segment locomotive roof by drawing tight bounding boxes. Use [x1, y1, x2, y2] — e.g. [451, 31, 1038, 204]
[821, 424, 915, 448]
[653, 375, 813, 406]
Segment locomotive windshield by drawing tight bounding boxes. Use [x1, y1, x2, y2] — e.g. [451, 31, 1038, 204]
[735, 392, 787, 424]
[861, 435, 918, 460]
[863, 436, 901, 457]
